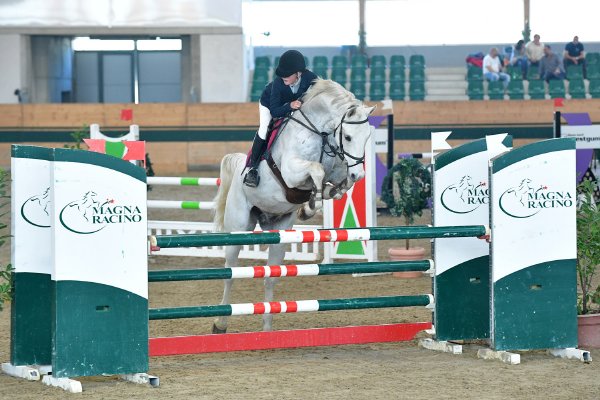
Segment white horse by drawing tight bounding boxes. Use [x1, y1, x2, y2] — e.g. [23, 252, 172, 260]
[212, 79, 374, 333]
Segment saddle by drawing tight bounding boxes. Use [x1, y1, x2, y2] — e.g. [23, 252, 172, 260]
[250, 117, 313, 204]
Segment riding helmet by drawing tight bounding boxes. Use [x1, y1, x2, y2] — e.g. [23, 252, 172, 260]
[275, 50, 306, 78]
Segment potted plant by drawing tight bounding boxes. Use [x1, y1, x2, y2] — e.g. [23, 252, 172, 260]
[381, 158, 431, 278]
[576, 179, 600, 348]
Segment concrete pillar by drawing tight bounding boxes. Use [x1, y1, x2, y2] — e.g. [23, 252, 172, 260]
[0, 34, 31, 104]
[199, 33, 247, 102]
[181, 35, 201, 103]
[30, 36, 73, 103]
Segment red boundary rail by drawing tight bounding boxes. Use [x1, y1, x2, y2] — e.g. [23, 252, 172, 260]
[149, 322, 432, 356]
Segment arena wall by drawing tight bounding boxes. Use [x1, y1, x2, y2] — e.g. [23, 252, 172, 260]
[0, 99, 597, 173]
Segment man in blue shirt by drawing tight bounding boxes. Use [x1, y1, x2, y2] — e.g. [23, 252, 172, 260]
[563, 36, 586, 77]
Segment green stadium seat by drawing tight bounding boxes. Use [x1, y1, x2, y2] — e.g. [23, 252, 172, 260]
[255, 56, 271, 70]
[568, 79, 586, 99]
[351, 82, 366, 100]
[370, 66, 386, 83]
[253, 69, 269, 84]
[409, 68, 425, 82]
[587, 64, 600, 80]
[351, 54, 368, 68]
[527, 79, 546, 99]
[370, 55, 386, 68]
[589, 79, 600, 98]
[312, 56, 329, 69]
[350, 67, 366, 84]
[331, 68, 347, 86]
[409, 54, 425, 68]
[369, 82, 386, 101]
[566, 65, 584, 80]
[507, 65, 523, 81]
[332, 55, 348, 69]
[467, 80, 484, 100]
[585, 52, 600, 66]
[389, 67, 405, 82]
[274, 56, 280, 69]
[548, 79, 566, 98]
[527, 65, 540, 80]
[389, 81, 406, 100]
[313, 67, 328, 79]
[390, 55, 406, 69]
[487, 81, 504, 100]
[250, 83, 265, 102]
[507, 80, 524, 100]
[467, 65, 483, 81]
[409, 81, 425, 101]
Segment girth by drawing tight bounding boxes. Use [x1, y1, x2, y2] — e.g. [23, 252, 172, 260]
[266, 154, 313, 204]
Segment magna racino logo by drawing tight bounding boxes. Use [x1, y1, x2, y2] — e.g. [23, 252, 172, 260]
[440, 175, 488, 214]
[499, 178, 574, 219]
[60, 191, 143, 234]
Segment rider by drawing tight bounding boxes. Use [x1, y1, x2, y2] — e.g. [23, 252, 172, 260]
[244, 49, 318, 187]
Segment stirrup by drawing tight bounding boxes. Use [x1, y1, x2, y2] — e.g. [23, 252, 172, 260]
[243, 168, 260, 187]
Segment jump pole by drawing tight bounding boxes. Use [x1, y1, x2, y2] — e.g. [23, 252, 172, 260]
[149, 294, 433, 320]
[147, 200, 214, 210]
[151, 225, 488, 249]
[147, 177, 220, 186]
[148, 260, 433, 281]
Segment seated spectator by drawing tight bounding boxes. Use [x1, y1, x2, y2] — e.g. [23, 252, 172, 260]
[510, 39, 528, 79]
[539, 45, 565, 81]
[483, 47, 510, 89]
[563, 35, 586, 77]
[526, 34, 544, 66]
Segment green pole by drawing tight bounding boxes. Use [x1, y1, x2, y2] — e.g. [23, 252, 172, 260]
[153, 225, 487, 249]
[148, 294, 432, 320]
[147, 260, 432, 282]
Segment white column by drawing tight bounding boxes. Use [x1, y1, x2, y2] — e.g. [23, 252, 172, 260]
[199, 32, 247, 102]
[0, 34, 29, 103]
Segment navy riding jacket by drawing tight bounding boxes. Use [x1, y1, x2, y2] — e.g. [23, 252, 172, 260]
[259, 70, 318, 118]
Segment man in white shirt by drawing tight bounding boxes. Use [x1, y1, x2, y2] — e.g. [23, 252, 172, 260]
[482, 47, 510, 89]
[526, 34, 544, 66]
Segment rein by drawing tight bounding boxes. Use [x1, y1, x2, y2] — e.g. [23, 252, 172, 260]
[286, 107, 370, 167]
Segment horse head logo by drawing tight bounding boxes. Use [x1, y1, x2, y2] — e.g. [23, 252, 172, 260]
[505, 178, 535, 206]
[20, 187, 52, 228]
[59, 191, 109, 234]
[499, 178, 541, 218]
[440, 175, 487, 214]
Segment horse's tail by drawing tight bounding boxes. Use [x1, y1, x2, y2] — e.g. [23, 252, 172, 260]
[213, 153, 245, 232]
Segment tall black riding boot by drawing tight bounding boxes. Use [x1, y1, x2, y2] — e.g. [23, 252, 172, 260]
[243, 135, 267, 187]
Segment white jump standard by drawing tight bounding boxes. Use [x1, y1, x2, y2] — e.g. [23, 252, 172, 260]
[3, 136, 590, 393]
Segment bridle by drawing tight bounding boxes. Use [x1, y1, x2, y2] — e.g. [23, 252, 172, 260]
[286, 106, 370, 167]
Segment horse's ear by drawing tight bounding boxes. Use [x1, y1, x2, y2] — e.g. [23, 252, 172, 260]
[367, 105, 377, 115]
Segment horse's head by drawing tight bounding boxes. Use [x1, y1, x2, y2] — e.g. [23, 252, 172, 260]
[337, 104, 375, 183]
[301, 79, 376, 183]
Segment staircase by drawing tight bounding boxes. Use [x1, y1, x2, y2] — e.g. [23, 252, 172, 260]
[425, 67, 468, 101]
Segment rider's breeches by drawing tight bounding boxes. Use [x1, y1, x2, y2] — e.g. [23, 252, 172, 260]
[258, 103, 272, 140]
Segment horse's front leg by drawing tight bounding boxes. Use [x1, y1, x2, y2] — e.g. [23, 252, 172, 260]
[282, 157, 325, 219]
[323, 178, 349, 200]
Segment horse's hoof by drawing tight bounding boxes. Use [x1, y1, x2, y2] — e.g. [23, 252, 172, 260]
[212, 324, 227, 334]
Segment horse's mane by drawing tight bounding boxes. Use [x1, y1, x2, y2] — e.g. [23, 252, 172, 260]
[302, 78, 362, 114]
